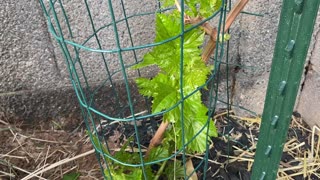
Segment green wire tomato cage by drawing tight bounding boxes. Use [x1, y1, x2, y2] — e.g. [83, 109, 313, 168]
[38, 0, 320, 179]
[38, 0, 231, 179]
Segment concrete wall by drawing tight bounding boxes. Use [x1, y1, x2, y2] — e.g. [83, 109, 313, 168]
[1, 1, 319, 126]
[233, 2, 320, 127]
[296, 10, 320, 127]
[0, 0, 72, 122]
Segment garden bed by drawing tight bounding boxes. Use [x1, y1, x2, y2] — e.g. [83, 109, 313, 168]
[0, 111, 319, 179]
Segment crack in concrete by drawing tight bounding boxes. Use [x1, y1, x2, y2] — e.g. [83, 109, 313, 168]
[230, 12, 243, 106]
[230, 51, 241, 105]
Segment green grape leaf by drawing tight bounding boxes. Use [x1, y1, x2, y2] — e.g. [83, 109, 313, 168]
[159, 0, 222, 18]
[91, 134, 152, 180]
[113, 138, 141, 163]
[132, 14, 180, 72]
[147, 145, 170, 162]
[106, 168, 143, 180]
[135, 11, 217, 153]
[62, 172, 80, 180]
[136, 74, 179, 115]
[163, 160, 185, 180]
[159, 0, 175, 8]
[165, 92, 217, 153]
[133, 12, 205, 75]
[198, 0, 222, 18]
[185, 0, 222, 18]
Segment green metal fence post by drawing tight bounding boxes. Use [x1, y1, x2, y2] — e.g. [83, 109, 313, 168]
[251, 0, 320, 179]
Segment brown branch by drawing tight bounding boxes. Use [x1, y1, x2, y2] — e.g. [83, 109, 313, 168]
[201, 0, 250, 63]
[145, 121, 169, 158]
[225, 0, 249, 32]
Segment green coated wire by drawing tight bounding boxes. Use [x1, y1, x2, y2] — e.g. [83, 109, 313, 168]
[39, 0, 264, 179]
[105, 0, 148, 178]
[82, 0, 122, 116]
[39, 1, 108, 178]
[46, 8, 222, 54]
[47, 1, 114, 178]
[119, 0, 153, 123]
[46, 1, 104, 178]
[178, 0, 187, 178]
[202, 0, 228, 178]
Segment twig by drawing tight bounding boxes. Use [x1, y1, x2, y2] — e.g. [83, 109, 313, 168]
[0, 170, 15, 178]
[249, 128, 255, 147]
[311, 126, 320, 159]
[303, 151, 307, 178]
[229, 115, 261, 124]
[225, 0, 249, 32]
[219, 154, 254, 162]
[185, 154, 222, 165]
[18, 133, 67, 144]
[145, 121, 169, 157]
[2, 143, 26, 158]
[0, 119, 9, 125]
[214, 110, 234, 119]
[62, 166, 77, 176]
[35, 151, 44, 163]
[40, 145, 51, 177]
[0, 160, 47, 180]
[0, 154, 28, 160]
[287, 142, 305, 152]
[279, 162, 320, 172]
[154, 160, 168, 180]
[211, 167, 221, 178]
[173, 0, 219, 63]
[201, 0, 249, 62]
[292, 116, 312, 133]
[278, 168, 319, 179]
[21, 149, 95, 180]
[9, 128, 32, 162]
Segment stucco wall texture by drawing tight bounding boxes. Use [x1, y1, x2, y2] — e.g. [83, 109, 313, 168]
[0, 1, 319, 126]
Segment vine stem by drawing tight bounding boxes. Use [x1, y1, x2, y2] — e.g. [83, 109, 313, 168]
[201, 0, 249, 62]
[154, 160, 168, 180]
[174, 0, 181, 12]
[145, 121, 169, 157]
[174, 0, 249, 63]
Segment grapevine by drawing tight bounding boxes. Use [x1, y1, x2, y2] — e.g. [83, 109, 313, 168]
[134, 0, 221, 178]
[92, 0, 249, 179]
[134, 0, 221, 155]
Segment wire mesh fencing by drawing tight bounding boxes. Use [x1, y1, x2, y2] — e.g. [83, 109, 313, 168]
[38, 0, 320, 179]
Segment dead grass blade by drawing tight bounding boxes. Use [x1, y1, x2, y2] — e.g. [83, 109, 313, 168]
[21, 149, 95, 180]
